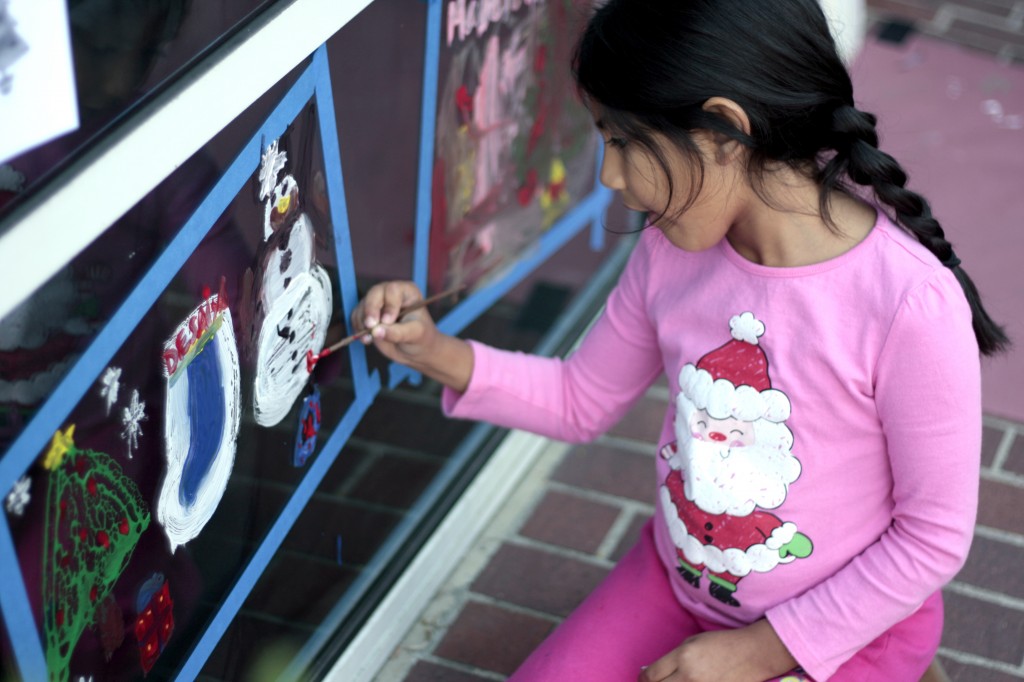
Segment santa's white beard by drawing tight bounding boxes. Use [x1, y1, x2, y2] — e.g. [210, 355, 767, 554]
[680, 436, 801, 516]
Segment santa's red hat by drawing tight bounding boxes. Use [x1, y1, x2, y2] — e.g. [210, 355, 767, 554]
[697, 313, 771, 391]
[678, 313, 790, 423]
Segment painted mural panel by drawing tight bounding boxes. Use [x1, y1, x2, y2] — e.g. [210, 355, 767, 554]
[0, 86, 362, 680]
[429, 0, 597, 292]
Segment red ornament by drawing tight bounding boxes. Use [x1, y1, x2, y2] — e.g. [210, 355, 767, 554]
[135, 579, 174, 675]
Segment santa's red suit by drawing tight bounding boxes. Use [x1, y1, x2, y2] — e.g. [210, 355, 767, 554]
[663, 468, 784, 585]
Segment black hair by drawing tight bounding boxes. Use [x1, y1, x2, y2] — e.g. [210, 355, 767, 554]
[573, 0, 1009, 356]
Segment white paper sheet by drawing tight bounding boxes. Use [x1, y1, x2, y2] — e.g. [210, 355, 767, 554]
[0, 0, 79, 164]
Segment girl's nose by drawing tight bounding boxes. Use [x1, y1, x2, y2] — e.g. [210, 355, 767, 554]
[599, 150, 626, 191]
[708, 431, 727, 442]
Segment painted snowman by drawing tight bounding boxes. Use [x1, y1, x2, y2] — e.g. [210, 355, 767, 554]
[250, 140, 333, 427]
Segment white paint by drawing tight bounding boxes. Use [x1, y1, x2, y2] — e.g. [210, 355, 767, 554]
[99, 366, 122, 416]
[251, 155, 333, 427]
[0, 0, 374, 322]
[157, 299, 240, 553]
[120, 388, 146, 459]
[252, 267, 332, 427]
[4, 475, 30, 516]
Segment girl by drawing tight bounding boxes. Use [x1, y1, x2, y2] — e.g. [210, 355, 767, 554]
[352, 1, 1009, 679]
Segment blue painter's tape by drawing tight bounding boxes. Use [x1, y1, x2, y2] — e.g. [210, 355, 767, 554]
[412, 0, 442, 291]
[0, 517, 47, 681]
[313, 44, 379, 402]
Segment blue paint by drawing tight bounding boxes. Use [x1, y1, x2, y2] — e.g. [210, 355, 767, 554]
[293, 385, 322, 467]
[179, 334, 226, 508]
[336, 535, 343, 565]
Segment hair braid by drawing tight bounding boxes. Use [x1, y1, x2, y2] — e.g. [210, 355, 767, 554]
[820, 104, 1009, 356]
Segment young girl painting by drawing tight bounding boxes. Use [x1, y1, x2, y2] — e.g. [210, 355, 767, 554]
[352, 1, 1009, 679]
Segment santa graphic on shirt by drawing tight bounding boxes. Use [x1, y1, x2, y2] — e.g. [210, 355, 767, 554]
[660, 312, 813, 607]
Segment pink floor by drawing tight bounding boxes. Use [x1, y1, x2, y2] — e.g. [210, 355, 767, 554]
[851, 34, 1024, 423]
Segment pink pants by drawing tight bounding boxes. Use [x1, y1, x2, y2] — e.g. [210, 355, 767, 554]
[509, 520, 942, 681]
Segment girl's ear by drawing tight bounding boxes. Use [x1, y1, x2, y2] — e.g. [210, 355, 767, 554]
[701, 97, 751, 164]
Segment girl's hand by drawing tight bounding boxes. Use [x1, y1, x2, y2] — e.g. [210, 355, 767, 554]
[352, 280, 440, 363]
[351, 280, 473, 392]
[639, 619, 797, 682]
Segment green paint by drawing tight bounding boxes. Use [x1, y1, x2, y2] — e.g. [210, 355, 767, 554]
[42, 438, 150, 682]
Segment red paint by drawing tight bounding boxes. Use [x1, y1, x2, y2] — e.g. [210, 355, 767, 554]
[302, 412, 318, 440]
[456, 84, 473, 120]
[518, 168, 538, 206]
[90, 586, 98, 602]
[136, 580, 174, 674]
[87, 476, 98, 496]
[96, 530, 110, 548]
[56, 608, 64, 627]
[78, 528, 89, 542]
[119, 518, 130, 535]
[548, 177, 566, 201]
[162, 278, 230, 377]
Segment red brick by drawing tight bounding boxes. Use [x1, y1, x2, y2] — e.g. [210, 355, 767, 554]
[607, 394, 668, 443]
[939, 656, 1024, 682]
[553, 443, 655, 503]
[471, 543, 609, 617]
[611, 514, 651, 563]
[405, 660, 496, 682]
[976, 478, 1024, 536]
[981, 424, 1007, 469]
[433, 601, 554, 676]
[245, 553, 359, 626]
[519, 490, 621, 554]
[944, 18, 1024, 52]
[867, 0, 941, 23]
[346, 452, 442, 508]
[955, 535, 1024, 600]
[951, 0, 1019, 16]
[352, 395, 473, 456]
[941, 589, 1024, 663]
[1000, 431, 1024, 477]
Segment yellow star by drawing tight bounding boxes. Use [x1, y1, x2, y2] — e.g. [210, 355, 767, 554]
[43, 424, 76, 470]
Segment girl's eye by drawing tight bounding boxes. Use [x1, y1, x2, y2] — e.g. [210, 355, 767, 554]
[604, 136, 628, 149]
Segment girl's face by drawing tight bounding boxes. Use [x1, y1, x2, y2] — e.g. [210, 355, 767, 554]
[598, 126, 744, 252]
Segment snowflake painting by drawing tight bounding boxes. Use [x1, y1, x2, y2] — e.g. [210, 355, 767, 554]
[98, 366, 122, 416]
[119, 389, 146, 459]
[5, 474, 30, 516]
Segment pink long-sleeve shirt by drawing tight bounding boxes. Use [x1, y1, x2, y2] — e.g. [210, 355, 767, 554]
[443, 210, 981, 680]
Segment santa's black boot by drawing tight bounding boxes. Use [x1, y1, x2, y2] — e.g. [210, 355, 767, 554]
[676, 566, 701, 588]
[709, 582, 741, 607]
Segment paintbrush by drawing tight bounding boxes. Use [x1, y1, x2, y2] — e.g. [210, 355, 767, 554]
[306, 283, 467, 372]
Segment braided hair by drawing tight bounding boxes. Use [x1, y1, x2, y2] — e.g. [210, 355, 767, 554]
[573, 0, 1009, 355]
